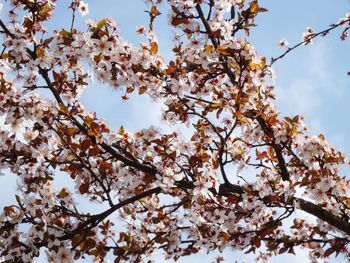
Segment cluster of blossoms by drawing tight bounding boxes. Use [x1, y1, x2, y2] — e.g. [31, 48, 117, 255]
[302, 27, 315, 44]
[0, 0, 349, 262]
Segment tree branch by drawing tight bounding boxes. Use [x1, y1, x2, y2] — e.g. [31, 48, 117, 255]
[60, 187, 162, 241]
[270, 18, 350, 66]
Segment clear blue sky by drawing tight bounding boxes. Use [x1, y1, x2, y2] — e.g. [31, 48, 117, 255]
[0, 1, 349, 262]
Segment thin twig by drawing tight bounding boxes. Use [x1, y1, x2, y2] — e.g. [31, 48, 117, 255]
[270, 18, 350, 66]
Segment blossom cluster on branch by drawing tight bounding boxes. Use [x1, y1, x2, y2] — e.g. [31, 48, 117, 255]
[0, 0, 349, 262]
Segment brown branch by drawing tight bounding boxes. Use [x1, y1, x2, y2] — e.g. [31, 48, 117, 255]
[0, 19, 16, 38]
[49, 123, 114, 206]
[296, 197, 350, 236]
[40, 65, 159, 176]
[60, 187, 162, 241]
[195, 4, 237, 83]
[216, 182, 350, 236]
[256, 116, 289, 181]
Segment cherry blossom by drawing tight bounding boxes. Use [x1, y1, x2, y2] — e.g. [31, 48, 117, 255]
[78, 1, 89, 16]
[278, 39, 289, 48]
[302, 27, 315, 44]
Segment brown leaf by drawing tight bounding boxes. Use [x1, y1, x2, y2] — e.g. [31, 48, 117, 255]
[151, 6, 161, 17]
[80, 139, 91, 151]
[35, 47, 45, 58]
[216, 46, 231, 56]
[171, 17, 188, 26]
[166, 61, 177, 75]
[150, 41, 158, 55]
[72, 234, 84, 247]
[249, 1, 259, 13]
[89, 145, 100, 156]
[323, 247, 335, 257]
[259, 7, 269, 12]
[79, 182, 89, 194]
[58, 188, 67, 199]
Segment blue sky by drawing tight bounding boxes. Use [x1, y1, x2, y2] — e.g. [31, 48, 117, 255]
[0, 0, 350, 262]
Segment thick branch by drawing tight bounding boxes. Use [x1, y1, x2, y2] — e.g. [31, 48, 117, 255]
[60, 187, 162, 241]
[178, 181, 350, 236]
[296, 197, 350, 236]
[0, 19, 16, 38]
[256, 116, 289, 181]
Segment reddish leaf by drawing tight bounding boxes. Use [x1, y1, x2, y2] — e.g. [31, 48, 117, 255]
[80, 139, 91, 151]
[89, 145, 100, 156]
[79, 182, 89, 194]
